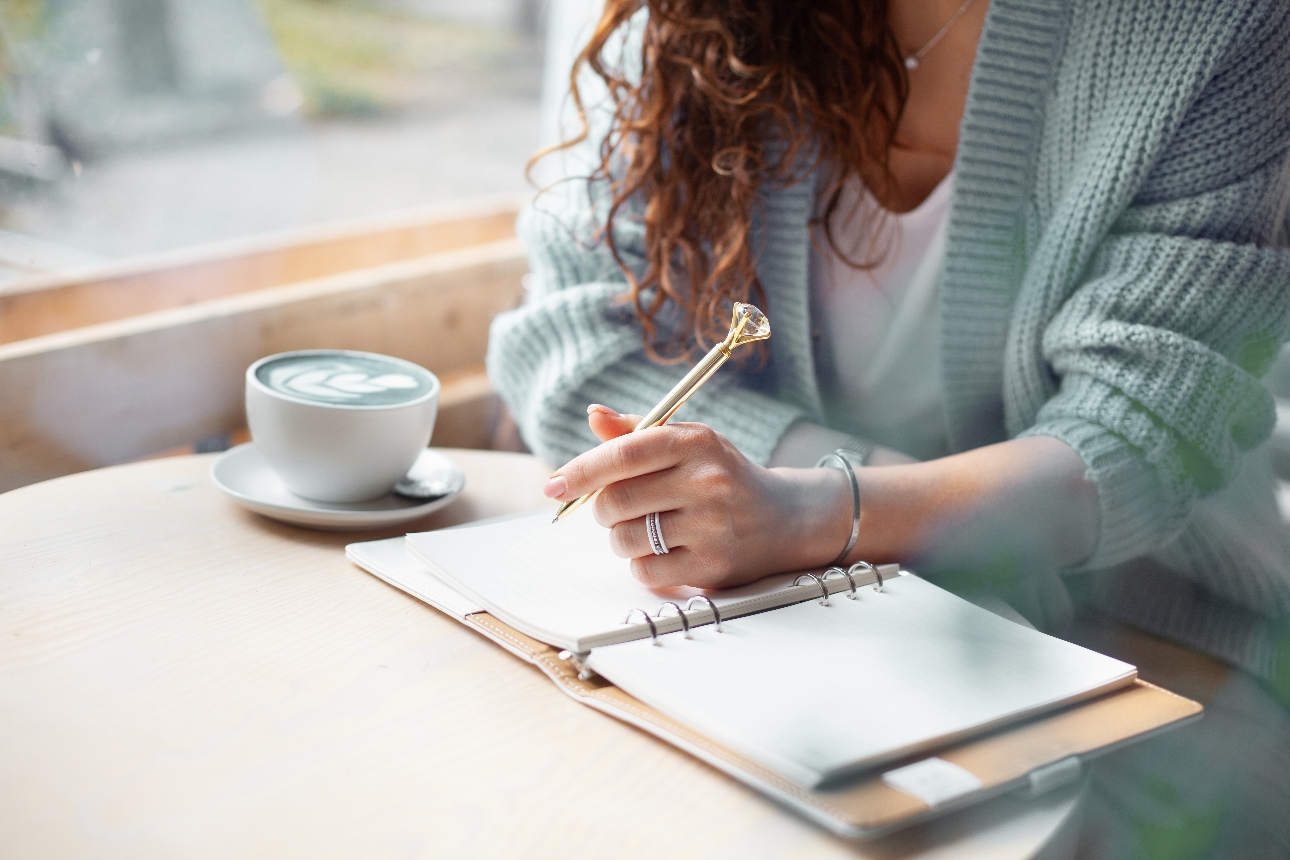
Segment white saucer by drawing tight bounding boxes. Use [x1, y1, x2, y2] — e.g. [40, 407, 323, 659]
[210, 444, 465, 531]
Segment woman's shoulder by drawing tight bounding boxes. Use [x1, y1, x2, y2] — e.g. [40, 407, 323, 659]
[1045, 0, 1289, 187]
[1061, 0, 1288, 62]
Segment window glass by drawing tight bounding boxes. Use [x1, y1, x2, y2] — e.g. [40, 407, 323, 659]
[0, 0, 544, 281]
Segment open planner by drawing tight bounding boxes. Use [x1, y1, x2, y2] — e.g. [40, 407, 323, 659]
[346, 511, 1202, 839]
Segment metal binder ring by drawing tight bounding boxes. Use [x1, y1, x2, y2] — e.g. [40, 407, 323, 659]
[655, 601, 692, 638]
[822, 566, 859, 600]
[795, 573, 831, 606]
[848, 561, 883, 593]
[685, 595, 723, 632]
[624, 607, 662, 646]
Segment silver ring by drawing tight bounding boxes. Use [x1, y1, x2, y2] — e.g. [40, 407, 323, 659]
[822, 566, 859, 600]
[686, 595, 723, 632]
[795, 573, 831, 606]
[625, 607, 662, 645]
[656, 601, 691, 638]
[849, 561, 883, 593]
[645, 511, 669, 555]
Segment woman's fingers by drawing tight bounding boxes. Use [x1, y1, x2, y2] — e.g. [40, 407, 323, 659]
[608, 516, 727, 588]
[587, 404, 641, 442]
[607, 510, 685, 558]
[542, 418, 798, 589]
[591, 470, 684, 528]
[550, 423, 714, 501]
[630, 548, 737, 589]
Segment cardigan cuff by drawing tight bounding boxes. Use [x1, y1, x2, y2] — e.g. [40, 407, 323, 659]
[1019, 417, 1173, 571]
[688, 389, 805, 466]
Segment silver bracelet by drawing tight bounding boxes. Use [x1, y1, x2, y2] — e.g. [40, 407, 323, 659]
[834, 443, 875, 469]
[815, 448, 861, 566]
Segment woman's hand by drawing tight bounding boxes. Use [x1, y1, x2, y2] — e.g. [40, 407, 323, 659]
[540, 404, 1098, 599]
[542, 405, 852, 589]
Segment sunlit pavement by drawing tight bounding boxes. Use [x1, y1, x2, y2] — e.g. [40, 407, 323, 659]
[1, 98, 540, 269]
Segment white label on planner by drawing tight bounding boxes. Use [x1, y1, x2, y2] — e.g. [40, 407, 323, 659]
[882, 758, 983, 807]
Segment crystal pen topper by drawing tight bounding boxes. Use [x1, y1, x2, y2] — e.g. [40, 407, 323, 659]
[552, 302, 771, 523]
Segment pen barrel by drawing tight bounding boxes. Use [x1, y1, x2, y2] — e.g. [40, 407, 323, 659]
[551, 486, 598, 521]
[555, 343, 732, 522]
[635, 344, 731, 431]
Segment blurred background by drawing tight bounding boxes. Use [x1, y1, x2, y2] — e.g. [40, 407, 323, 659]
[0, 0, 607, 491]
[0, 0, 568, 279]
[9, 0, 1289, 504]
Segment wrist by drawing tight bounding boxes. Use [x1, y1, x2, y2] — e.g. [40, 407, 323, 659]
[768, 466, 854, 569]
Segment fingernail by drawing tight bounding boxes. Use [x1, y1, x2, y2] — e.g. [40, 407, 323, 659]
[587, 403, 619, 416]
[543, 475, 567, 499]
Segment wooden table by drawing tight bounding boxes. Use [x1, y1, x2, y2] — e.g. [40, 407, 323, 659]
[0, 451, 1082, 859]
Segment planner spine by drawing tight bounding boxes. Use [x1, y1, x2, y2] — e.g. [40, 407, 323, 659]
[794, 573, 831, 605]
[623, 608, 662, 646]
[619, 562, 887, 645]
[620, 596, 725, 645]
[821, 561, 884, 599]
[656, 602, 692, 638]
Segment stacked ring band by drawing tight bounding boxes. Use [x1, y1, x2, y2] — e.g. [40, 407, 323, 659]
[646, 511, 669, 555]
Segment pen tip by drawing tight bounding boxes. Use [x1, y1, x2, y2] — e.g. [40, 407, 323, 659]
[551, 514, 560, 524]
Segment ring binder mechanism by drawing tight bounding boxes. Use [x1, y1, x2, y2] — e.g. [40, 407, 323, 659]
[624, 607, 662, 646]
[850, 561, 883, 592]
[656, 601, 692, 638]
[686, 596, 723, 632]
[794, 573, 831, 605]
[619, 563, 891, 645]
[822, 566, 860, 599]
[621, 595, 724, 645]
[557, 649, 594, 680]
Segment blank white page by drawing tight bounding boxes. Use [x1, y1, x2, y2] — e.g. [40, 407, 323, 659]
[404, 512, 894, 652]
[585, 573, 1136, 789]
[346, 537, 484, 620]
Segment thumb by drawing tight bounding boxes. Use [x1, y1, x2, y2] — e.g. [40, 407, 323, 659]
[587, 404, 641, 441]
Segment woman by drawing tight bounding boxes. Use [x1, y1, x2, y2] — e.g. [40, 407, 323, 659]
[489, 0, 1290, 854]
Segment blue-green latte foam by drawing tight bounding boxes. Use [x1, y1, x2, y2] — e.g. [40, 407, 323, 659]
[256, 354, 433, 406]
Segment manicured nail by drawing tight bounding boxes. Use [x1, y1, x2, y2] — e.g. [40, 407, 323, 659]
[543, 475, 567, 499]
[587, 403, 619, 416]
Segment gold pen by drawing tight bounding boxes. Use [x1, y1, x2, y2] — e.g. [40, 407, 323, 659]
[552, 302, 771, 523]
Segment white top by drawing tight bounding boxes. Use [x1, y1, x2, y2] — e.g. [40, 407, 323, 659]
[810, 171, 954, 460]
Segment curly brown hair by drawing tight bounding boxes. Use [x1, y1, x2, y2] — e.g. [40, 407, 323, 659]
[541, 0, 909, 362]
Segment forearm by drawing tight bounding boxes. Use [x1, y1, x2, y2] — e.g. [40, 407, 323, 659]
[554, 412, 1098, 590]
[781, 435, 1099, 572]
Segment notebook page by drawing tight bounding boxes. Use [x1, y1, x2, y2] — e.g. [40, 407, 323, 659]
[586, 573, 1136, 789]
[346, 537, 484, 620]
[405, 512, 889, 651]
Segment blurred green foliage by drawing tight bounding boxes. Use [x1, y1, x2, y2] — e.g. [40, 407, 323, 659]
[257, 0, 528, 119]
[0, 0, 49, 134]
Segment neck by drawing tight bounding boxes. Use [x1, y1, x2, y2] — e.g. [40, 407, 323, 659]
[871, 0, 989, 212]
[887, 0, 980, 59]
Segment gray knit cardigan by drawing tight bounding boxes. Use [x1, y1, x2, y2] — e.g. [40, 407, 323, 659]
[489, 0, 1290, 675]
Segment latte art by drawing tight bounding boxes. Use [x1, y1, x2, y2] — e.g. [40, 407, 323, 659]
[256, 354, 434, 406]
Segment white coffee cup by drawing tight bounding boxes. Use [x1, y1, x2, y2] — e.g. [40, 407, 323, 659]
[245, 350, 439, 502]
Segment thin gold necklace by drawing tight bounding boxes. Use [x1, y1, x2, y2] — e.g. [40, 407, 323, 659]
[902, 0, 978, 70]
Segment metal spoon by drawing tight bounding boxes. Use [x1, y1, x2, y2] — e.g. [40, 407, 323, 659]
[392, 457, 465, 500]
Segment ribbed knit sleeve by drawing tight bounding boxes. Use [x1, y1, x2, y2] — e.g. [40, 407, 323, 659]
[488, 184, 804, 468]
[1022, 224, 1290, 570]
[1009, 0, 1290, 572]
